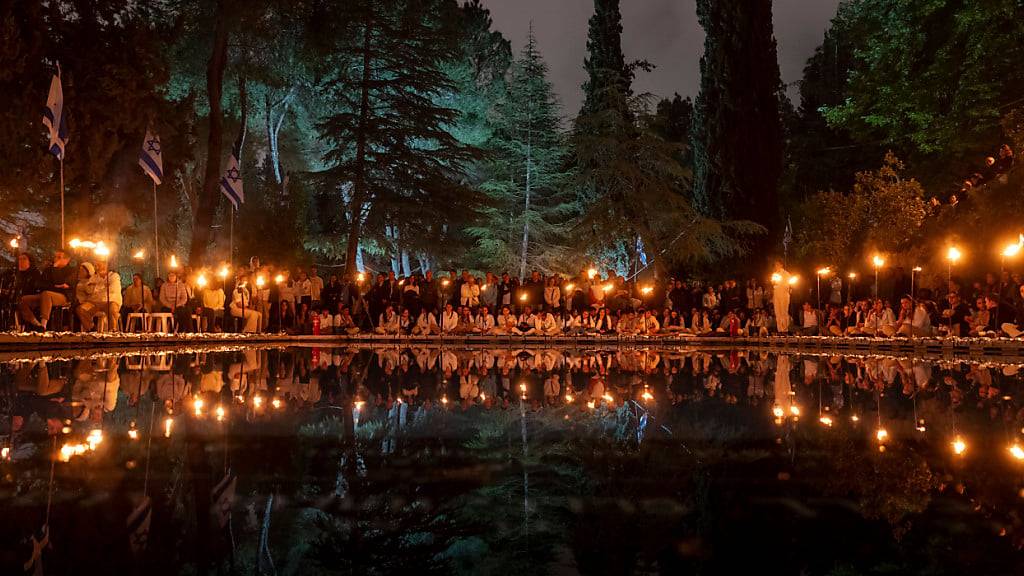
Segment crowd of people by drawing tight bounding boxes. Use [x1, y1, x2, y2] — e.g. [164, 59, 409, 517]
[6, 249, 1024, 341]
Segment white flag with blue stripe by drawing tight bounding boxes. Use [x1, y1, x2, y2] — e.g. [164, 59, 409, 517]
[219, 133, 244, 209]
[139, 130, 163, 185]
[42, 71, 68, 159]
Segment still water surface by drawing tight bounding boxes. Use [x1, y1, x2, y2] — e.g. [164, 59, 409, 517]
[2, 345, 1023, 575]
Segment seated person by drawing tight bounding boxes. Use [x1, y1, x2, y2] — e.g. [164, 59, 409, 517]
[375, 305, 401, 335]
[75, 261, 122, 332]
[318, 307, 334, 334]
[122, 273, 155, 324]
[534, 310, 560, 335]
[474, 306, 496, 334]
[440, 303, 460, 333]
[413, 309, 440, 335]
[515, 306, 538, 335]
[637, 309, 660, 335]
[229, 277, 261, 333]
[19, 249, 75, 331]
[794, 302, 820, 336]
[198, 282, 225, 332]
[494, 306, 518, 335]
[334, 306, 360, 335]
[159, 271, 194, 332]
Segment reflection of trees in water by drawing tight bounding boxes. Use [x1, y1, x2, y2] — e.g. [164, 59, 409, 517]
[3, 348, 1024, 574]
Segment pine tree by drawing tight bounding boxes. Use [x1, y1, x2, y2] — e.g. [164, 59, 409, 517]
[314, 0, 478, 276]
[469, 29, 572, 277]
[691, 0, 785, 233]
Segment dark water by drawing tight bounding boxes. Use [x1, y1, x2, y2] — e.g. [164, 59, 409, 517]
[1, 344, 1023, 575]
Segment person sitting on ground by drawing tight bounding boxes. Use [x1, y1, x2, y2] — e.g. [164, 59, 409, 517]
[636, 309, 660, 336]
[413, 308, 440, 335]
[942, 292, 970, 336]
[475, 305, 496, 334]
[662, 309, 685, 333]
[455, 306, 478, 334]
[691, 308, 712, 335]
[515, 306, 538, 335]
[563, 310, 583, 334]
[19, 249, 75, 331]
[375, 305, 400, 335]
[616, 310, 638, 335]
[76, 260, 122, 332]
[494, 306, 518, 335]
[398, 308, 413, 335]
[795, 302, 820, 336]
[825, 305, 845, 336]
[534, 308, 560, 335]
[864, 299, 896, 337]
[230, 275, 261, 333]
[748, 307, 770, 337]
[317, 307, 334, 334]
[335, 306, 359, 335]
[967, 296, 990, 337]
[440, 303, 459, 333]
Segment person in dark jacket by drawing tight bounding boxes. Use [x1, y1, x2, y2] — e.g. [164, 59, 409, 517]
[19, 250, 75, 331]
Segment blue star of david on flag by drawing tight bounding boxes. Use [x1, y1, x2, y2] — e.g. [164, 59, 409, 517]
[42, 70, 68, 160]
[139, 130, 163, 185]
[220, 131, 245, 209]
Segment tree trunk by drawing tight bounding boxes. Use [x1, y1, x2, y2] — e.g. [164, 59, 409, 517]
[189, 0, 229, 265]
[518, 113, 532, 281]
[345, 12, 374, 277]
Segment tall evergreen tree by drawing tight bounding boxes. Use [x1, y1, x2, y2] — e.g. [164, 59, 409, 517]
[691, 0, 785, 235]
[469, 29, 571, 277]
[314, 0, 478, 276]
[580, 0, 633, 120]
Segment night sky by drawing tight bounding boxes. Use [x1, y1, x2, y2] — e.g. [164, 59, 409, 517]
[480, 0, 842, 112]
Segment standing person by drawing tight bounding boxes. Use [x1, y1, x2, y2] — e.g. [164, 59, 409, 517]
[230, 275, 261, 333]
[296, 271, 313, 309]
[669, 280, 688, 313]
[480, 272, 498, 309]
[772, 261, 792, 334]
[544, 276, 562, 312]
[419, 270, 439, 315]
[460, 275, 480, 307]
[308, 266, 324, 308]
[497, 272, 515, 310]
[322, 274, 342, 313]
[18, 250, 75, 331]
[158, 271, 192, 332]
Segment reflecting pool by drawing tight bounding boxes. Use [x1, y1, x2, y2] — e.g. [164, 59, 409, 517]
[2, 345, 1024, 575]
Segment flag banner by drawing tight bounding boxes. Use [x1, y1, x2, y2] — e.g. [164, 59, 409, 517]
[219, 132, 244, 208]
[42, 72, 68, 159]
[139, 131, 163, 185]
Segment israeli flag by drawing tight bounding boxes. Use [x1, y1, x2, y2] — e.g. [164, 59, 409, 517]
[138, 130, 163, 185]
[219, 133, 244, 209]
[42, 71, 68, 159]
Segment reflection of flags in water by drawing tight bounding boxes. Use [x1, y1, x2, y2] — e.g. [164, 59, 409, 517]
[126, 496, 152, 555]
[211, 472, 237, 528]
[42, 70, 68, 159]
[220, 132, 244, 209]
[22, 525, 49, 576]
[138, 130, 163, 185]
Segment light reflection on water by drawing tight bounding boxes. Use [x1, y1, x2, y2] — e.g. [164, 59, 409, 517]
[1, 345, 1023, 575]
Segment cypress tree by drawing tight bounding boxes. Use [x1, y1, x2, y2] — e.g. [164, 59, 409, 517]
[691, 0, 785, 233]
[579, 0, 632, 120]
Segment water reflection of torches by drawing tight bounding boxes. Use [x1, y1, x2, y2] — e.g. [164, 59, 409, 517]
[951, 435, 968, 457]
[271, 398, 282, 410]
[1009, 444, 1024, 460]
[586, 400, 596, 410]
[215, 405, 226, 422]
[253, 395, 263, 410]
[193, 396, 204, 417]
[565, 393, 574, 403]
[128, 421, 139, 440]
[441, 395, 449, 407]
[163, 417, 173, 438]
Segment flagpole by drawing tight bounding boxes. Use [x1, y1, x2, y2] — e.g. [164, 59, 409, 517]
[153, 180, 160, 279]
[59, 157, 65, 248]
[230, 207, 234, 267]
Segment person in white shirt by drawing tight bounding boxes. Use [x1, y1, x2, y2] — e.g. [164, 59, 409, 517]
[691, 309, 712, 335]
[544, 277, 561, 311]
[475, 306, 496, 333]
[534, 310, 560, 335]
[440, 303, 460, 333]
[375, 305, 400, 334]
[397, 309, 412, 334]
[318, 308, 334, 333]
[494, 306, 518, 334]
[455, 307, 478, 333]
[460, 277, 480, 307]
[637, 309, 660, 335]
[413, 310, 440, 335]
[296, 271, 313, 306]
[897, 297, 934, 337]
[76, 260, 123, 332]
[617, 311, 639, 335]
[230, 276, 261, 333]
[864, 299, 896, 337]
[563, 311, 583, 334]
[308, 266, 324, 306]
